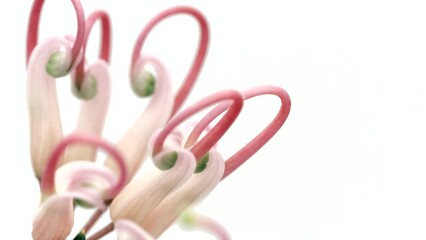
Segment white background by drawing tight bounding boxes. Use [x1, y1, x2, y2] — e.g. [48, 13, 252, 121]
[1, 0, 426, 239]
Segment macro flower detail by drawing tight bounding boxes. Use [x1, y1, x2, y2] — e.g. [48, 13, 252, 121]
[26, 1, 291, 239]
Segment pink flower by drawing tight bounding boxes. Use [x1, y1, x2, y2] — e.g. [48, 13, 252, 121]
[26, 1, 291, 239]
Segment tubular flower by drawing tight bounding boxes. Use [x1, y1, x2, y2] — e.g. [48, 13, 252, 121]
[26, 1, 291, 240]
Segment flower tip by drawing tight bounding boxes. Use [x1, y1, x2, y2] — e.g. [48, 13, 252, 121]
[45, 51, 71, 78]
[194, 153, 209, 173]
[72, 75, 97, 100]
[132, 69, 156, 97]
[155, 151, 178, 170]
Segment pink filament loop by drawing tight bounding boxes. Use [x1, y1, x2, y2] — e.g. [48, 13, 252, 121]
[41, 133, 127, 199]
[186, 85, 291, 179]
[26, 0, 85, 69]
[74, 10, 112, 86]
[152, 90, 243, 161]
[131, 6, 209, 116]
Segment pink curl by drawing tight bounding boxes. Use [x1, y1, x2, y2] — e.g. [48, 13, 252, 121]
[131, 6, 209, 116]
[74, 10, 112, 85]
[152, 90, 243, 161]
[41, 133, 127, 199]
[26, 0, 85, 69]
[186, 85, 291, 179]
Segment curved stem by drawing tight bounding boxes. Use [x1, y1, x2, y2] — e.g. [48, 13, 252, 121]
[74, 10, 111, 85]
[87, 222, 114, 240]
[26, 0, 85, 68]
[131, 6, 209, 116]
[185, 105, 226, 148]
[41, 133, 127, 199]
[187, 85, 291, 179]
[223, 86, 291, 178]
[152, 90, 243, 161]
[80, 199, 112, 234]
[81, 208, 106, 234]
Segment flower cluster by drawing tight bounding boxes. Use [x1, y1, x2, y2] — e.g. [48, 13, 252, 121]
[27, 1, 291, 239]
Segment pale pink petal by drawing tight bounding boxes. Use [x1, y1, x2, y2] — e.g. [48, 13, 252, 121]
[32, 194, 74, 240]
[140, 149, 225, 237]
[115, 219, 155, 240]
[65, 60, 111, 163]
[27, 37, 72, 178]
[110, 147, 196, 225]
[105, 55, 173, 182]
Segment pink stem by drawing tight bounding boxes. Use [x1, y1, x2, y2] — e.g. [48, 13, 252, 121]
[131, 6, 209, 116]
[81, 208, 107, 234]
[26, 0, 85, 69]
[40, 133, 127, 199]
[87, 222, 114, 240]
[74, 10, 111, 85]
[185, 104, 227, 148]
[187, 86, 291, 179]
[153, 90, 243, 161]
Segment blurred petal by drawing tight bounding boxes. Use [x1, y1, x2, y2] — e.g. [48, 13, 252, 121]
[55, 161, 117, 209]
[110, 147, 196, 225]
[32, 194, 74, 240]
[115, 219, 155, 240]
[65, 60, 111, 163]
[27, 37, 72, 178]
[179, 210, 231, 240]
[140, 149, 225, 237]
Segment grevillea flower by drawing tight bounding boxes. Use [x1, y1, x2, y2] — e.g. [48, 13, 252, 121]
[26, 1, 291, 239]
